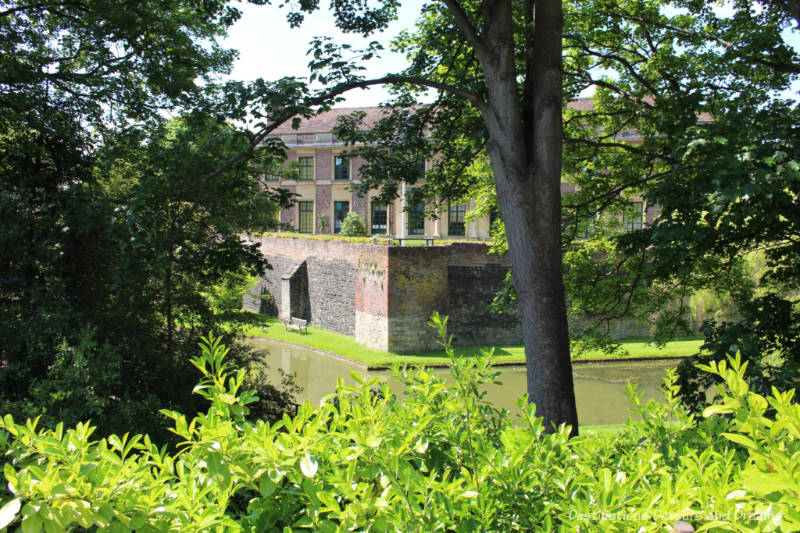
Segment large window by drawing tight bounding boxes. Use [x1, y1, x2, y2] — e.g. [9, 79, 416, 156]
[414, 158, 426, 180]
[407, 201, 425, 236]
[623, 202, 643, 232]
[334, 155, 350, 180]
[298, 156, 314, 180]
[448, 203, 466, 236]
[298, 201, 314, 233]
[371, 202, 387, 235]
[334, 201, 349, 234]
[489, 206, 500, 227]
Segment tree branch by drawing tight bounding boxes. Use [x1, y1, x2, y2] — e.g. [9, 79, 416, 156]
[438, 0, 490, 61]
[563, 168, 676, 210]
[178, 74, 483, 240]
[564, 136, 668, 159]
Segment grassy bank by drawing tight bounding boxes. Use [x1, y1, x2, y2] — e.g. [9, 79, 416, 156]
[234, 313, 705, 367]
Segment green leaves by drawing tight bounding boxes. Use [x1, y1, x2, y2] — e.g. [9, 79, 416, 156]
[0, 498, 21, 530]
[2, 338, 800, 531]
[299, 454, 319, 478]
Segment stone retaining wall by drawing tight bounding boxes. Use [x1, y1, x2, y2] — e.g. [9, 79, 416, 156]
[244, 235, 652, 352]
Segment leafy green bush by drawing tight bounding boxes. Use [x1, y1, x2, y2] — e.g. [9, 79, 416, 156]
[339, 212, 367, 237]
[1, 321, 799, 532]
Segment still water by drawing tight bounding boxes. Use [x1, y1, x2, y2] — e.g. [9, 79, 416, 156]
[250, 339, 678, 426]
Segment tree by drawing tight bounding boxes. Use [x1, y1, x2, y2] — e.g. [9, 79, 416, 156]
[0, 0, 298, 438]
[552, 0, 800, 408]
[323, 0, 579, 432]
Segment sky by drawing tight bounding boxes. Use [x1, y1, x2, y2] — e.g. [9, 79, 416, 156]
[221, 2, 800, 108]
[221, 1, 428, 107]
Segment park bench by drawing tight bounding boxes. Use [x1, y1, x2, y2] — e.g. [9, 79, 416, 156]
[371, 236, 435, 246]
[284, 316, 308, 334]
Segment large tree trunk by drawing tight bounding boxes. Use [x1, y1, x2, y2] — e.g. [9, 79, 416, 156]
[478, 0, 579, 433]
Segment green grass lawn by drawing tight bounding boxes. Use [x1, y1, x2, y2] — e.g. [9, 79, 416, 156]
[234, 313, 705, 368]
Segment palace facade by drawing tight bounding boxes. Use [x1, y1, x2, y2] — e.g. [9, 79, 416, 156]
[264, 100, 651, 239]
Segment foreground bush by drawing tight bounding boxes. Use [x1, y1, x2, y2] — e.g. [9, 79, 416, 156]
[0, 323, 798, 531]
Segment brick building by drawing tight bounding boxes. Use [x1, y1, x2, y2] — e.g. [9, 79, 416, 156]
[263, 101, 655, 238]
[246, 101, 666, 350]
[267, 106, 493, 240]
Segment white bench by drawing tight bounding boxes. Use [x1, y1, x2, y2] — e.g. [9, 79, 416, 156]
[284, 316, 308, 333]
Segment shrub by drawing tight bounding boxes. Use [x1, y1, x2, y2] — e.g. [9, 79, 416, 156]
[1, 320, 798, 531]
[339, 212, 367, 236]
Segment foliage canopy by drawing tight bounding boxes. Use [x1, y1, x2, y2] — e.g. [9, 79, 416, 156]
[1, 328, 799, 532]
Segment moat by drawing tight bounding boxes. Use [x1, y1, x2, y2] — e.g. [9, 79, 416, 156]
[251, 338, 678, 426]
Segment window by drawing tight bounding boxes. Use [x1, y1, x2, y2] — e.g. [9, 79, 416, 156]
[414, 158, 426, 180]
[623, 202, 643, 232]
[334, 201, 349, 234]
[334, 155, 350, 180]
[263, 158, 281, 181]
[298, 156, 314, 180]
[371, 202, 387, 235]
[489, 206, 500, 228]
[298, 201, 314, 233]
[448, 203, 466, 236]
[407, 201, 425, 236]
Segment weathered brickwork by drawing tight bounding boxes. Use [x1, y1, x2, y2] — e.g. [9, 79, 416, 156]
[245, 236, 655, 352]
[446, 265, 522, 346]
[383, 244, 522, 352]
[279, 185, 296, 226]
[315, 185, 332, 233]
[316, 149, 332, 180]
[386, 247, 450, 352]
[244, 236, 364, 336]
[355, 310, 389, 351]
[351, 191, 367, 219]
[246, 236, 524, 352]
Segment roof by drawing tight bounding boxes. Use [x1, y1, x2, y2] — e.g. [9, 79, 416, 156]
[270, 97, 709, 134]
[271, 106, 390, 135]
[567, 98, 595, 111]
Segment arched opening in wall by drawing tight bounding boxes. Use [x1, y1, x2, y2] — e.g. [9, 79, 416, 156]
[281, 261, 311, 322]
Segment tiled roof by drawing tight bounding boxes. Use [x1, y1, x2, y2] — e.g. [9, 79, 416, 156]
[567, 98, 595, 111]
[271, 106, 391, 135]
[270, 97, 709, 134]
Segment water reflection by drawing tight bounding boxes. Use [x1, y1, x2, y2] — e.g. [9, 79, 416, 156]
[251, 339, 677, 427]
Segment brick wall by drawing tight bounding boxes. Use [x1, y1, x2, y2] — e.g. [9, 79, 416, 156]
[245, 236, 647, 353]
[385, 243, 521, 352]
[279, 185, 296, 226]
[386, 246, 450, 352]
[315, 185, 332, 233]
[244, 236, 363, 336]
[316, 150, 332, 180]
[351, 191, 367, 220]
[246, 237, 521, 352]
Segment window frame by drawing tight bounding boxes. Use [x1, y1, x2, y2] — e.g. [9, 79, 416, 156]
[448, 203, 466, 236]
[334, 154, 350, 181]
[298, 201, 314, 233]
[370, 202, 387, 235]
[407, 200, 425, 236]
[623, 201, 644, 232]
[298, 155, 314, 181]
[334, 200, 350, 234]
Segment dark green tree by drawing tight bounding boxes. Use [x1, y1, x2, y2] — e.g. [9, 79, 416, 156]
[0, 0, 296, 437]
[320, 0, 580, 432]
[557, 0, 800, 408]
